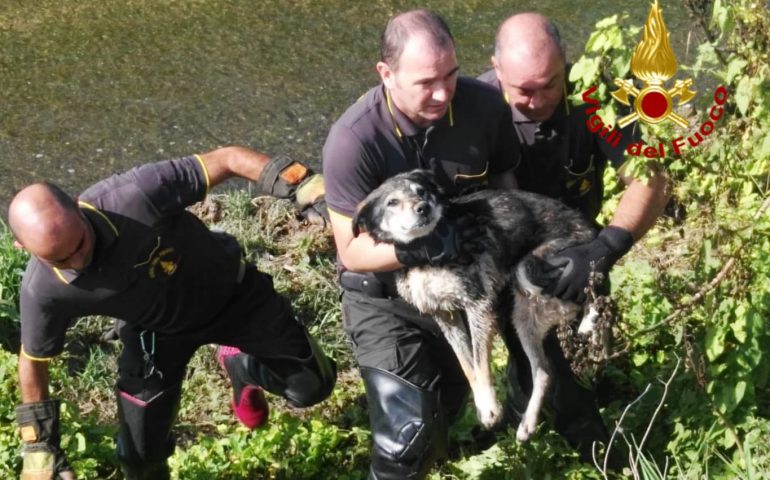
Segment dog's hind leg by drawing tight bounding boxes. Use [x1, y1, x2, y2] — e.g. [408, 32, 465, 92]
[467, 305, 503, 429]
[512, 294, 553, 442]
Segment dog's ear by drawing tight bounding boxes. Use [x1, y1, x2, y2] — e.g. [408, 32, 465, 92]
[352, 195, 392, 243]
[351, 198, 374, 238]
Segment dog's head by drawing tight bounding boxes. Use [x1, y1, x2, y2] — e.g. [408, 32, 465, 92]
[352, 169, 446, 245]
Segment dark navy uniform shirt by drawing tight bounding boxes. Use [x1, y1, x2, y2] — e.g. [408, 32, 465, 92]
[477, 69, 638, 220]
[323, 76, 520, 219]
[20, 156, 242, 359]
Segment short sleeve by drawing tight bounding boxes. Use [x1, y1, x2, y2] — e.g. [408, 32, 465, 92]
[322, 124, 383, 218]
[81, 156, 208, 219]
[19, 263, 71, 359]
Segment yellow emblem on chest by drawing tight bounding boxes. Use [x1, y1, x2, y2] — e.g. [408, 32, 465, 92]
[135, 238, 180, 279]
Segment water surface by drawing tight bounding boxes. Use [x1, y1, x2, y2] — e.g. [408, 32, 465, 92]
[0, 0, 692, 212]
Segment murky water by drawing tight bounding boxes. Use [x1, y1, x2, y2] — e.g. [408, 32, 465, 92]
[0, 0, 692, 213]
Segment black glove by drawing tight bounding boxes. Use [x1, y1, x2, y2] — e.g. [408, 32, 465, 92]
[16, 399, 76, 480]
[541, 225, 634, 303]
[395, 215, 484, 267]
[255, 155, 329, 226]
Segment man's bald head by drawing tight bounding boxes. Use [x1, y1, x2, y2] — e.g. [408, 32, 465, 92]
[492, 13, 567, 122]
[9, 182, 94, 270]
[494, 12, 565, 63]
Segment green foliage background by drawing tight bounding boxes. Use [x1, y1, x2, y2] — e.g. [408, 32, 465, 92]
[1, 1, 769, 478]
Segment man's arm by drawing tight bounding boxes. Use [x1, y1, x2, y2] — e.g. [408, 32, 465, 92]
[197, 146, 326, 221]
[609, 166, 670, 241]
[197, 146, 271, 188]
[19, 353, 50, 402]
[543, 164, 670, 303]
[16, 354, 75, 478]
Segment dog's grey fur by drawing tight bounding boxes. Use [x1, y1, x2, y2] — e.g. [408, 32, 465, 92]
[352, 169, 598, 440]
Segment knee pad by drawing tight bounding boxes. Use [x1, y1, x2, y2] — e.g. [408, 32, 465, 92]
[116, 382, 181, 469]
[233, 329, 336, 408]
[361, 367, 448, 480]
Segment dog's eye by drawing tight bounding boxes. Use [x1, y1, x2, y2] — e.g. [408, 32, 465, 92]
[387, 198, 399, 207]
[415, 187, 425, 196]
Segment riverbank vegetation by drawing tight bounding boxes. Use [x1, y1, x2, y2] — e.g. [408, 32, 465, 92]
[1, 1, 768, 478]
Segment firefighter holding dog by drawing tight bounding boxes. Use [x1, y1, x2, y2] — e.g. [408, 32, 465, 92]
[322, 10, 521, 479]
[478, 13, 670, 463]
[9, 147, 335, 479]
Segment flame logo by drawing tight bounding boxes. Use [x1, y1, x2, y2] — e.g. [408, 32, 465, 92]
[631, 2, 677, 84]
[611, 0, 696, 128]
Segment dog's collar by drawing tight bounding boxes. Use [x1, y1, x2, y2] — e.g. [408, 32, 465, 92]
[385, 88, 454, 139]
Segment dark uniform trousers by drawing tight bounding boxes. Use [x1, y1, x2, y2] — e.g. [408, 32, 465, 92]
[342, 290, 469, 479]
[115, 265, 334, 478]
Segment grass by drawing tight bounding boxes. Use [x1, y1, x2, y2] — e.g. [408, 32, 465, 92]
[0, 194, 769, 479]
[0, 221, 27, 352]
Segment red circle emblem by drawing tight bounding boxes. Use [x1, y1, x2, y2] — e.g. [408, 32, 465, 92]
[641, 91, 668, 119]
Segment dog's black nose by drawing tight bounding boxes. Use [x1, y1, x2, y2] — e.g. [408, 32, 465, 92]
[415, 201, 431, 216]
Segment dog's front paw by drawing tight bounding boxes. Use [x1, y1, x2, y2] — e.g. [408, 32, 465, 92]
[474, 389, 503, 429]
[516, 415, 538, 442]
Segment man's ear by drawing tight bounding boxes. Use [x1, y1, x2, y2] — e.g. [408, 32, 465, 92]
[376, 61, 396, 90]
[13, 240, 25, 251]
[491, 55, 503, 82]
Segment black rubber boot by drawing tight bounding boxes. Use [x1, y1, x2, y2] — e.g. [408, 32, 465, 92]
[362, 367, 448, 480]
[116, 383, 182, 480]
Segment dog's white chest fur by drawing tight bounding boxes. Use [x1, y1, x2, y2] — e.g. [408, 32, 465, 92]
[396, 268, 466, 313]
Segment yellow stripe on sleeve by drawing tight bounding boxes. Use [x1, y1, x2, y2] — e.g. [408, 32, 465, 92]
[194, 154, 211, 195]
[21, 345, 54, 362]
[328, 209, 352, 223]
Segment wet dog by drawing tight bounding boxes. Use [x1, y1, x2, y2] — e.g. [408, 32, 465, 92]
[352, 169, 598, 440]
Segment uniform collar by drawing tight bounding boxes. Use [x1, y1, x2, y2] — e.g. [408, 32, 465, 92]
[383, 86, 454, 139]
[78, 201, 119, 249]
[51, 202, 119, 284]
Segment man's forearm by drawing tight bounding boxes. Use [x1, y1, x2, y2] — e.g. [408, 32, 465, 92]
[199, 146, 272, 187]
[337, 232, 402, 272]
[19, 353, 51, 403]
[610, 172, 670, 241]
